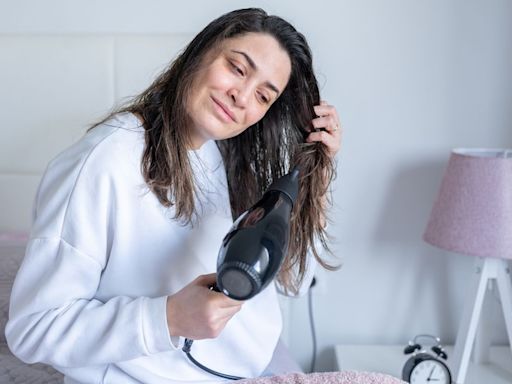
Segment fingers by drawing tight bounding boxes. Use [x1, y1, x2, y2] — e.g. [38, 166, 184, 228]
[214, 294, 245, 309]
[195, 274, 244, 308]
[183, 304, 241, 340]
[312, 115, 339, 133]
[216, 304, 243, 320]
[306, 130, 340, 155]
[195, 273, 217, 287]
[203, 306, 242, 339]
[167, 275, 245, 340]
[313, 102, 341, 134]
[306, 130, 333, 143]
[308, 100, 342, 158]
[314, 102, 336, 117]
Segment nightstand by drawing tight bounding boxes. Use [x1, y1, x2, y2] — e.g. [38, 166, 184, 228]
[334, 345, 512, 383]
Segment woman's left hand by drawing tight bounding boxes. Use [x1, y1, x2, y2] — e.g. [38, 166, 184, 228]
[306, 100, 342, 159]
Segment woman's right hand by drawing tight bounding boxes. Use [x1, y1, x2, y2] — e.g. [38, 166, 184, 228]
[166, 273, 244, 340]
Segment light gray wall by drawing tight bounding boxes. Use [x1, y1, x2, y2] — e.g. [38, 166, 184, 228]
[1, 0, 511, 372]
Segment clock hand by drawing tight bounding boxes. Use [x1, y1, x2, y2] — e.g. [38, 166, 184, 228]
[427, 366, 435, 380]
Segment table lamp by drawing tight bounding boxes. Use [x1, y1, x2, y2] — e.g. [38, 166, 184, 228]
[423, 148, 512, 384]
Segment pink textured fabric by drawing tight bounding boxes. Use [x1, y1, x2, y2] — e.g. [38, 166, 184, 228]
[238, 371, 405, 384]
[424, 148, 512, 259]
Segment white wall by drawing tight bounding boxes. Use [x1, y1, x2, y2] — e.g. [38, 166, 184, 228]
[1, 0, 511, 372]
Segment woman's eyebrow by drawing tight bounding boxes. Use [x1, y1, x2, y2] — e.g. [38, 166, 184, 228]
[231, 50, 280, 95]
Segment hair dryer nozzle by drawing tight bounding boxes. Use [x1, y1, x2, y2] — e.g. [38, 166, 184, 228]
[267, 166, 300, 205]
[217, 261, 262, 300]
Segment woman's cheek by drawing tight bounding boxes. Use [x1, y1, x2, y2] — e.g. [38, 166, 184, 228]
[247, 108, 267, 127]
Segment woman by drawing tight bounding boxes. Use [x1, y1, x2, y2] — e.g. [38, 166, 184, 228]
[6, 8, 341, 384]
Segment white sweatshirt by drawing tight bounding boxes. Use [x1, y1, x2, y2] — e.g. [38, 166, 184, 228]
[5, 113, 318, 384]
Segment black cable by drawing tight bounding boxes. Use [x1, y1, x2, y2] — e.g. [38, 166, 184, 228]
[182, 276, 319, 378]
[308, 277, 318, 373]
[182, 339, 245, 381]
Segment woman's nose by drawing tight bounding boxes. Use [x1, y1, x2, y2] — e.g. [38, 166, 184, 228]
[228, 87, 248, 108]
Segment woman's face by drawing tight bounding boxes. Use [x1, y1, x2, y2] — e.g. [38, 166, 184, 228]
[186, 32, 292, 148]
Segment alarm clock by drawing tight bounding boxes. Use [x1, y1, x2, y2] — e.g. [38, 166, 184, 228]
[402, 334, 451, 384]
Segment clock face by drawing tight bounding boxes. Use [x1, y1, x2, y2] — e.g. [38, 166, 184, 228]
[410, 359, 450, 384]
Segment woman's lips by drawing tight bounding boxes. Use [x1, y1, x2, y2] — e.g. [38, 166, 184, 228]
[211, 97, 236, 123]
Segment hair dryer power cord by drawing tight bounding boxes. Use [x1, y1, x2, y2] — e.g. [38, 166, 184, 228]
[182, 339, 245, 380]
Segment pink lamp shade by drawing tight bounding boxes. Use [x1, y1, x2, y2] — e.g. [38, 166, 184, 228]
[423, 148, 512, 260]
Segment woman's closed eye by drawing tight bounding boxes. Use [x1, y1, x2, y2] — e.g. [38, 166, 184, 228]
[257, 92, 270, 104]
[229, 61, 245, 76]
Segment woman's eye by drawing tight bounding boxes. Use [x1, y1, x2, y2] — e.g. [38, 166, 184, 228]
[230, 62, 244, 76]
[258, 93, 269, 104]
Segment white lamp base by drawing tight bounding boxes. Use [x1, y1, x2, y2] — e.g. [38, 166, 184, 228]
[452, 258, 512, 384]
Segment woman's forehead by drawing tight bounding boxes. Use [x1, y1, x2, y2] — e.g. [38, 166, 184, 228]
[220, 33, 292, 90]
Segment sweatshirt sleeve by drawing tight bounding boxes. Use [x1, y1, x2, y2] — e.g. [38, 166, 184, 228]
[6, 238, 175, 368]
[5, 131, 176, 368]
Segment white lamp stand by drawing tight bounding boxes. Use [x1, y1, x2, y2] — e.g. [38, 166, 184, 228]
[451, 257, 512, 384]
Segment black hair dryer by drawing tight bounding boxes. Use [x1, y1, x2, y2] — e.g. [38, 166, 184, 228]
[216, 167, 300, 300]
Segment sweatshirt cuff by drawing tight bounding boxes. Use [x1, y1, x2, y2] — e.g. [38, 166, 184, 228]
[141, 296, 181, 353]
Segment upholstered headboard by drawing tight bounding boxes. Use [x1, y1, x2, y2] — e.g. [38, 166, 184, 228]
[0, 232, 28, 344]
[0, 34, 191, 231]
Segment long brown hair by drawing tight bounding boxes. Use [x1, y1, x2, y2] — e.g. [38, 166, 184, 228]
[109, 8, 337, 294]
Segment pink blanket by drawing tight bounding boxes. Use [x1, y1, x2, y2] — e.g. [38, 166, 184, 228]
[238, 371, 405, 384]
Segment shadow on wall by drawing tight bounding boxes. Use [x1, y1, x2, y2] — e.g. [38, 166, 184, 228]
[371, 158, 460, 343]
[314, 347, 336, 373]
[373, 159, 446, 246]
